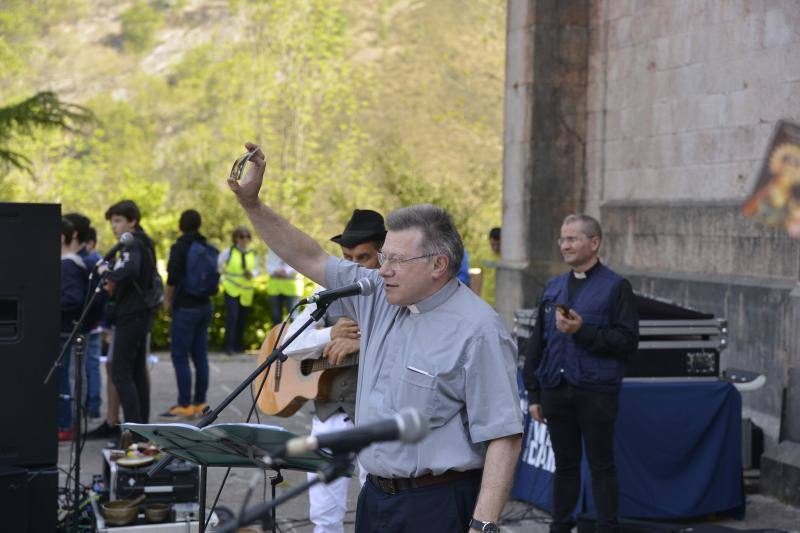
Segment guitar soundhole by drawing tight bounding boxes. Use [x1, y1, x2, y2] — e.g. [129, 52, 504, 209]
[300, 360, 314, 376]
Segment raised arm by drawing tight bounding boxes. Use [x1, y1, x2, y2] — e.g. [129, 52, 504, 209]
[227, 142, 329, 285]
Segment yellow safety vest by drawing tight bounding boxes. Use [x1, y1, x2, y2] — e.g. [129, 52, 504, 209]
[222, 247, 257, 307]
[266, 275, 303, 297]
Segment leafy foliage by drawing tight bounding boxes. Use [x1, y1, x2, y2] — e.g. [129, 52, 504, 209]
[120, 1, 165, 53]
[0, 91, 94, 173]
[1, 0, 506, 308]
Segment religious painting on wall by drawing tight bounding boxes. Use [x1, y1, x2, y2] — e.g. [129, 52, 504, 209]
[742, 120, 800, 238]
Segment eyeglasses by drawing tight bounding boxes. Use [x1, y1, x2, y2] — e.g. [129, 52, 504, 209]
[377, 252, 436, 268]
[557, 236, 595, 246]
[229, 148, 258, 182]
[239, 234, 252, 240]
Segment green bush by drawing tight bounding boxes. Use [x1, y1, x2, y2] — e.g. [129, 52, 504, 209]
[120, 1, 164, 53]
[150, 276, 315, 352]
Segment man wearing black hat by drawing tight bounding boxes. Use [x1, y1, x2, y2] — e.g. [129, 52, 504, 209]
[284, 209, 386, 533]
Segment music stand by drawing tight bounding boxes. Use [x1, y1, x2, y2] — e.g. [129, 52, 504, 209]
[123, 422, 338, 533]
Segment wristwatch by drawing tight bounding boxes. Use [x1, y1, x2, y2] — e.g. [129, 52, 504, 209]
[469, 517, 500, 533]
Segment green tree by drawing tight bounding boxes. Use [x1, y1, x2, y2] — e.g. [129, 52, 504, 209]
[0, 91, 94, 173]
[120, 1, 165, 53]
[1, 0, 506, 270]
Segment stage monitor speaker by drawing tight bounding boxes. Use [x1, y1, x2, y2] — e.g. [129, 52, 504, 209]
[0, 466, 28, 533]
[26, 466, 58, 532]
[0, 202, 60, 467]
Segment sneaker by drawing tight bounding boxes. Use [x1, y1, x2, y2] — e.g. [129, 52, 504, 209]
[159, 405, 195, 419]
[85, 421, 121, 440]
[58, 429, 74, 442]
[192, 403, 209, 417]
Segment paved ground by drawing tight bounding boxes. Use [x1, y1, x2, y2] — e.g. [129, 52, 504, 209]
[60, 352, 800, 532]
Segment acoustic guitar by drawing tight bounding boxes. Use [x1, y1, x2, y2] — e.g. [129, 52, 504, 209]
[254, 324, 359, 417]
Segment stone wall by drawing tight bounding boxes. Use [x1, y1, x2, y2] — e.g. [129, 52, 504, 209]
[502, 0, 800, 505]
[584, 1, 800, 448]
[585, 0, 800, 215]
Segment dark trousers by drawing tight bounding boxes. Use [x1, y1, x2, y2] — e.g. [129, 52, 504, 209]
[57, 337, 76, 430]
[355, 475, 480, 533]
[111, 314, 151, 424]
[541, 382, 620, 533]
[170, 304, 212, 406]
[224, 294, 250, 353]
[268, 294, 298, 326]
[85, 331, 103, 417]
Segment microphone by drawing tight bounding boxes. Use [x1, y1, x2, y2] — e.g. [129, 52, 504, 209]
[284, 407, 429, 456]
[99, 232, 134, 264]
[300, 278, 376, 305]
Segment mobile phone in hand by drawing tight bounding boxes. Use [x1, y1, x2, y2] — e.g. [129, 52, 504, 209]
[555, 304, 572, 319]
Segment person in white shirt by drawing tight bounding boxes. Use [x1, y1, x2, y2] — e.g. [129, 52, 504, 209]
[284, 209, 386, 533]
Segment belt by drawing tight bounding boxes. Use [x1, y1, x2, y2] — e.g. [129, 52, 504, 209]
[368, 469, 482, 496]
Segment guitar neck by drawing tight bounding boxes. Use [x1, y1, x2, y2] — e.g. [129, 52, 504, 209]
[303, 354, 359, 374]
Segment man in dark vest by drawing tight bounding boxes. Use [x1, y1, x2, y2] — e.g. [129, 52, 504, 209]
[283, 209, 386, 533]
[523, 213, 639, 533]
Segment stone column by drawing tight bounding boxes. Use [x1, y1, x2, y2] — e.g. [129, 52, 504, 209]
[497, 0, 590, 327]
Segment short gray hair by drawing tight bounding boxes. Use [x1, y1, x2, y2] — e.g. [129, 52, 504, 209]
[562, 213, 602, 240]
[386, 204, 464, 278]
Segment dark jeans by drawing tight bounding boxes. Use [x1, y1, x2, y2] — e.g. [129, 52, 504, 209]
[355, 475, 480, 533]
[268, 294, 299, 326]
[541, 382, 620, 533]
[57, 337, 76, 430]
[170, 304, 212, 406]
[111, 313, 151, 424]
[85, 331, 103, 416]
[224, 293, 250, 353]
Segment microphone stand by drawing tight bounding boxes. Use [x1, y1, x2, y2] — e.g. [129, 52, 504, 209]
[147, 299, 333, 478]
[44, 267, 111, 529]
[217, 451, 356, 533]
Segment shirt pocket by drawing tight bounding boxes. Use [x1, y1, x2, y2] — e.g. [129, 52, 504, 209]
[382, 365, 439, 421]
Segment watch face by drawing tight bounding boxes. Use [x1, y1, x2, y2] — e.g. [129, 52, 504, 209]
[484, 524, 499, 533]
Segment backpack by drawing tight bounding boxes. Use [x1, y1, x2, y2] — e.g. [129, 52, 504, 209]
[133, 243, 165, 310]
[143, 270, 165, 309]
[182, 241, 220, 297]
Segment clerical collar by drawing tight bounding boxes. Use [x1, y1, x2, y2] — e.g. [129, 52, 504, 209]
[572, 261, 601, 279]
[405, 277, 460, 314]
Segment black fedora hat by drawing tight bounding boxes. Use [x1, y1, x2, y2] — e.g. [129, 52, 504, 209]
[330, 209, 387, 248]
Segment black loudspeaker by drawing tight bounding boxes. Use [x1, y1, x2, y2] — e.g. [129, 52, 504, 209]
[0, 203, 60, 467]
[26, 466, 58, 532]
[0, 466, 28, 532]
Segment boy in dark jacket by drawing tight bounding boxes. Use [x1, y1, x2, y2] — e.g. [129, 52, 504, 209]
[59, 217, 88, 441]
[103, 200, 158, 425]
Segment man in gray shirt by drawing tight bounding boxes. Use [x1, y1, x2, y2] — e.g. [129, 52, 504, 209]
[228, 143, 523, 533]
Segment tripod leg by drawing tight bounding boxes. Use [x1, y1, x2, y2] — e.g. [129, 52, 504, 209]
[270, 471, 283, 533]
[199, 465, 207, 533]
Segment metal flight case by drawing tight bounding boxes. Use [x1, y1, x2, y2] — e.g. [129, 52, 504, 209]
[513, 293, 727, 379]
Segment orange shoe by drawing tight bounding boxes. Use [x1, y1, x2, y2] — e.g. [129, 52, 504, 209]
[192, 403, 209, 418]
[159, 405, 195, 419]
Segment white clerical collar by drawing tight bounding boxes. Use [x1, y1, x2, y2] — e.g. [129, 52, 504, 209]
[573, 270, 587, 279]
[405, 278, 459, 314]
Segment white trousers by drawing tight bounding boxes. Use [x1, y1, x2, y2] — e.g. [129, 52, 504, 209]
[307, 412, 367, 533]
